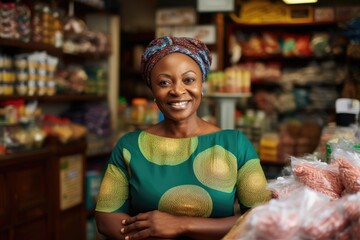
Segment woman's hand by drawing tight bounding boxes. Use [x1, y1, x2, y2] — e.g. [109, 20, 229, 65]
[121, 210, 185, 240]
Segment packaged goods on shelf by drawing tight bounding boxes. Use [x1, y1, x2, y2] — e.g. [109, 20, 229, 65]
[0, 100, 48, 152]
[0, 2, 31, 42]
[230, 1, 313, 24]
[0, 52, 59, 97]
[42, 114, 87, 144]
[207, 67, 251, 94]
[259, 133, 279, 163]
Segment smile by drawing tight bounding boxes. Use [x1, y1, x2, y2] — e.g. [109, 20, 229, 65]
[167, 100, 191, 110]
[169, 101, 189, 106]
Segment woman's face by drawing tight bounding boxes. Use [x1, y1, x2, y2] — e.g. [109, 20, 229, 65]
[150, 52, 203, 122]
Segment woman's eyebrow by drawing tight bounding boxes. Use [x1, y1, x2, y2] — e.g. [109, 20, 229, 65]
[182, 70, 197, 76]
[156, 73, 171, 78]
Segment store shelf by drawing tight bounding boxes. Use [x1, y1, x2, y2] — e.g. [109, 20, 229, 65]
[63, 51, 111, 61]
[239, 54, 346, 62]
[0, 94, 107, 102]
[0, 148, 52, 164]
[0, 38, 63, 56]
[229, 21, 343, 28]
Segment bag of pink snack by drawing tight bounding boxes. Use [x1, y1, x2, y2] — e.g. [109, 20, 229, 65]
[298, 196, 347, 240]
[290, 156, 343, 199]
[237, 187, 335, 240]
[331, 143, 360, 195]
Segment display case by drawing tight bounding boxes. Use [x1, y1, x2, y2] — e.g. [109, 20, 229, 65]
[0, 137, 87, 240]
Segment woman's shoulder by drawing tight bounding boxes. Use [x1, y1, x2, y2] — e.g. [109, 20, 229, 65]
[115, 130, 142, 146]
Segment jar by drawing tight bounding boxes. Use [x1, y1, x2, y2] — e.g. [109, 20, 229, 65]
[15, 82, 28, 95]
[131, 98, 148, 124]
[16, 69, 28, 82]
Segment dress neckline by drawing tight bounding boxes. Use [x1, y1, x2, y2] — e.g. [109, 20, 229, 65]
[140, 129, 230, 139]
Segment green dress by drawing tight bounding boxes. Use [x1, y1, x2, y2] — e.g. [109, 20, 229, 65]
[96, 129, 270, 217]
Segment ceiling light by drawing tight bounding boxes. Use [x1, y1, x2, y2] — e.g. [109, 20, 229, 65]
[283, 0, 318, 4]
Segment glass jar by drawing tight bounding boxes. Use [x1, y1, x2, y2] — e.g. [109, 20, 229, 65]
[130, 98, 148, 124]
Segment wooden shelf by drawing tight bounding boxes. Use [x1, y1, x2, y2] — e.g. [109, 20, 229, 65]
[0, 38, 111, 60]
[0, 94, 107, 102]
[0, 148, 52, 165]
[63, 51, 111, 61]
[0, 38, 63, 56]
[240, 54, 346, 62]
[229, 21, 342, 28]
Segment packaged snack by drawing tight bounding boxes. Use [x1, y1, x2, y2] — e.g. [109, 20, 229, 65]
[331, 146, 360, 194]
[291, 156, 343, 199]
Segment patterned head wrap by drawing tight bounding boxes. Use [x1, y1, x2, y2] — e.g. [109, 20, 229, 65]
[140, 36, 212, 86]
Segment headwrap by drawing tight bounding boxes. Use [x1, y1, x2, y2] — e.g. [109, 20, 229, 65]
[140, 36, 212, 86]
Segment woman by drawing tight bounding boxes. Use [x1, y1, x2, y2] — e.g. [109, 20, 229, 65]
[95, 36, 270, 240]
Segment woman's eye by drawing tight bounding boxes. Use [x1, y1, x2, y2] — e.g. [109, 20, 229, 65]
[159, 80, 170, 86]
[184, 77, 195, 84]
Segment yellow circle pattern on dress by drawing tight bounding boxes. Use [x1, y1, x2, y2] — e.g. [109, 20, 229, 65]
[194, 145, 237, 193]
[158, 185, 213, 217]
[139, 132, 198, 165]
[123, 148, 131, 176]
[95, 164, 128, 212]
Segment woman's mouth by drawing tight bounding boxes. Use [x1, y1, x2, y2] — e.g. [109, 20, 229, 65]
[168, 101, 190, 109]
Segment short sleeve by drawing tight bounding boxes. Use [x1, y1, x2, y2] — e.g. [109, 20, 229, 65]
[95, 138, 130, 213]
[235, 132, 271, 209]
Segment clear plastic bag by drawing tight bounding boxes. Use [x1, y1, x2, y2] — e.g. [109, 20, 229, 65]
[291, 156, 343, 199]
[267, 176, 304, 199]
[237, 187, 328, 240]
[331, 143, 360, 195]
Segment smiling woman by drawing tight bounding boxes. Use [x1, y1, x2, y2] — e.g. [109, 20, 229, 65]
[95, 36, 271, 240]
[150, 52, 203, 124]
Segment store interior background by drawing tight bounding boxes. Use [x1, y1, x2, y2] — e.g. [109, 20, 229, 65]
[0, 0, 360, 239]
[119, 0, 360, 173]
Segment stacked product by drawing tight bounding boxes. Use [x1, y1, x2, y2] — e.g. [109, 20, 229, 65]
[224, 138, 360, 239]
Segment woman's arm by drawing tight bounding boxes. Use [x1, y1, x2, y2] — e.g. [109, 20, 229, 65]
[121, 210, 241, 240]
[95, 211, 131, 240]
[182, 214, 240, 240]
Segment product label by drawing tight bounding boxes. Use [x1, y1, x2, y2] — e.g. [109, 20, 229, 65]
[60, 154, 83, 210]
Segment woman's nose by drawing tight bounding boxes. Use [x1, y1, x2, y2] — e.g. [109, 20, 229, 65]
[170, 82, 186, 95]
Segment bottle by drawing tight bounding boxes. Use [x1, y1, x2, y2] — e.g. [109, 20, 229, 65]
[130, 98, 148, 124]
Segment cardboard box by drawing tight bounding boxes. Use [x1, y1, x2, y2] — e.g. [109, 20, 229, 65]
[156, 7, 197, 26]
[314, 7, 335, 22]
[156, 25, 217, 44]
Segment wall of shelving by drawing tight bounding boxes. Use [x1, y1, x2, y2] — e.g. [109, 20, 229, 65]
[0, 1, 121, 239]
[220, 1, 360, 165]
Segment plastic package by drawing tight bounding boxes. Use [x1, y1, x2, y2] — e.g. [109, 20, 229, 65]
[236, 188, 330, 240]
[331, 145, 360, 194]
[300, 200, 347, 239]
[267, 176, 304, 199]
[291, 156, 343, 199]
[341, 193, 360, 222]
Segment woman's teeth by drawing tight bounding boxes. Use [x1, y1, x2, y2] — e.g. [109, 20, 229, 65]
[170, 101, 188, 106]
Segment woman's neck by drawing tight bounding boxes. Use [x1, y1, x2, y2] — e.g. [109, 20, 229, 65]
[146, 117, 220, 138]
